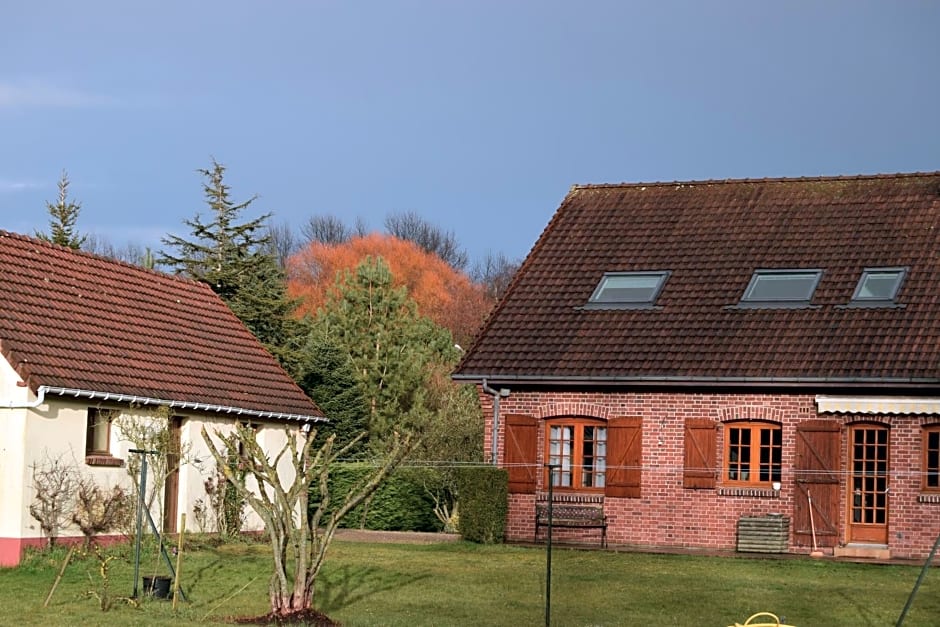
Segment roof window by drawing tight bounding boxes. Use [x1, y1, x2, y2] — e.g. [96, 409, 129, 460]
[850, 267, 906, 305]
[739, 269, 822, 307]
[587, 271, 670, 308]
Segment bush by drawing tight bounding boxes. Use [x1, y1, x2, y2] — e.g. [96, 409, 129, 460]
[456, 466, 507, 544]
[316, 463, 440, 532]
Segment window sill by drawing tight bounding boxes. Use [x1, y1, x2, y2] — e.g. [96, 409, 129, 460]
[85, 454, 124, 468]
[917, 493, 940, 504]
[718, 486, 779, 498]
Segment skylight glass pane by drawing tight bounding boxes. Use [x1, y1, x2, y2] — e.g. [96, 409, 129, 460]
[742, 270, 821, 302]
[590, 272, 668, 304]
[854, 269, 905, 301]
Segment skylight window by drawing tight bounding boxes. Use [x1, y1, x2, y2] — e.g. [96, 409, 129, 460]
[740, 269, 822, 306]
[851, 267, 906, 304]
[587, 271, 670, 307]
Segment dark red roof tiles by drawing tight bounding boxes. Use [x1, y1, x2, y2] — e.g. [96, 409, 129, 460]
[0, 231, 323, 419]
[455, 172, 940, 386]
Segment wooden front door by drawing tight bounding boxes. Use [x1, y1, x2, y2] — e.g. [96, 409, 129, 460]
[162, 416, 183, 533]
[794, 421, 840, 547]
[847, 424, 889, 544]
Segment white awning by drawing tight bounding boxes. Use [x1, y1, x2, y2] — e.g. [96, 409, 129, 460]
[815, 395, 940, 415]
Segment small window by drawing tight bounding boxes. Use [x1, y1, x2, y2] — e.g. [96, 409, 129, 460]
[924, 426, 940, 492]
[740, 269, 822, 306]
[851, 267, 906, 304]
[588, 271, 669, 307]
[723, 422, 782, 486]
[545, 419, 607, 490]
[85, 408, 115, 456]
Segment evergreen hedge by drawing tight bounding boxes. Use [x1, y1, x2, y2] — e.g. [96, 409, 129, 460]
[316, 463, 441, 532]
[456, 466, 507, 544]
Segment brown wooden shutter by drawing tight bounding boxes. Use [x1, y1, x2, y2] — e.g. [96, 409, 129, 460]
[794, 420, 841, 546]
[683, 418, 717, 489]
[606, 416, 642, 498]
[504, 414, 538, 494]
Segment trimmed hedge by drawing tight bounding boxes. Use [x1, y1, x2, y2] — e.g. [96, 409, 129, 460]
[315, 463, 441, 532]
[456, 466, 507, 544]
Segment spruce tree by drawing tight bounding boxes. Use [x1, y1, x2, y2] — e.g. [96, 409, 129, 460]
[312, 256, 457, 445]
[37, 171, 86, 249]
[299, 337, 370, 457]
[160, 160, 303, 372]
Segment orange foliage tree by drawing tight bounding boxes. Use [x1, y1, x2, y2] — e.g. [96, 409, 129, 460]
[287, 233, 491, 346]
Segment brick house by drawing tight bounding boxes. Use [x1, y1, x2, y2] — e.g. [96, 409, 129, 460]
[453, 172, 940, 560]
[0, 231, 324, 566]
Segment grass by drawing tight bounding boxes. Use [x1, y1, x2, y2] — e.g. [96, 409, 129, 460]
[0, 538, 937, 626]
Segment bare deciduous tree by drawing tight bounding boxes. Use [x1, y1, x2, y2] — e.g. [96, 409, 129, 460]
[29, 453, 78, 546]
[201, 424, 413, 618]
[471, 250, 520, 301]
[267, 221, 300, 269]
[71, 477, 133, 549]
[301, 214, 353, 245]
[384, 210, 468, 270]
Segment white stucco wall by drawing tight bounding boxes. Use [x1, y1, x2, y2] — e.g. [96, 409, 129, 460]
[185, 418, 304, 533]
[2, 381, 308, 547]
[0, 358, 29, 541]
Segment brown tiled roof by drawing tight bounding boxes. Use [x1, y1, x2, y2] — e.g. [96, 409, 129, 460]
[0, 231, 323, 420]
[454, 172, 940, 388]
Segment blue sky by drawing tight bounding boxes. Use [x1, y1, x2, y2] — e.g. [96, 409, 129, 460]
[2, 1, 938, 265]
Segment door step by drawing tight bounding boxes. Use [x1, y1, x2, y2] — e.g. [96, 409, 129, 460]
[833, 544, 891, 559]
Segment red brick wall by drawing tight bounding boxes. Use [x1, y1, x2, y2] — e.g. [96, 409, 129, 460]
[477, 387, 940, 560]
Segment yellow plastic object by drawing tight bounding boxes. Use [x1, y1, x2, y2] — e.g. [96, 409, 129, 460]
[729, 611, 796, 627]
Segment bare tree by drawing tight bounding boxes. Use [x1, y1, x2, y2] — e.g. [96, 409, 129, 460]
[267, 221, 300, 268]
[384, 210, 468, 270]
[471, 250, 520, 301]
[29, 453, 78, 546]
[201, 424, 413, 618]
[84, 235, 156, 268]
[301, 214, 353, 245]
[71, 477, 133, 549]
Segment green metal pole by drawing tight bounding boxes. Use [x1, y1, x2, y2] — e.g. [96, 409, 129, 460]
[545, 464, 557, 627]
[130, 449, 150, 599]
[896, 526, 940, 626]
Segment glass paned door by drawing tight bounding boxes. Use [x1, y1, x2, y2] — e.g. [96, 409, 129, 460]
[848, 425, 889, 544]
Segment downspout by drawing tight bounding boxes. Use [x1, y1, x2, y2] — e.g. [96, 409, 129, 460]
[481, 379, 509, 466]
[0, 385, 47, 409]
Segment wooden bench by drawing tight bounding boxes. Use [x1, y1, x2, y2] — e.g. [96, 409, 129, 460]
[534, 498, 607, 548]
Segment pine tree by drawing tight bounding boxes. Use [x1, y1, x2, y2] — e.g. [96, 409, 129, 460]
[312, 256, 457, 445]
[160, 159, 303, 372]
[37, 171, 86, 249]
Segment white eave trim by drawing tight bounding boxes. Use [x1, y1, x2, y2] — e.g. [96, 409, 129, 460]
[32, 385, 325, 423]
[816, 395, 940, 415]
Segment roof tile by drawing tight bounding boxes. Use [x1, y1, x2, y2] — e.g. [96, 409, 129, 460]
[0, 231, 322, 419]
[456, 172, 940, 385]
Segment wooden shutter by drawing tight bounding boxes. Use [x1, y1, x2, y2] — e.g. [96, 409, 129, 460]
[683, 418, 717, 489]
[794, 420, 841, 546]
[606, 417, 642, 498]
[504, 414, 537, 494]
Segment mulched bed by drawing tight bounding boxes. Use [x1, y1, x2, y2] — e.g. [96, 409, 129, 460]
[232, 609, 340, 626]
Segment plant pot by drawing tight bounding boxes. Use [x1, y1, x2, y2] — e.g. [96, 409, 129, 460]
[142, 575, 173, 599]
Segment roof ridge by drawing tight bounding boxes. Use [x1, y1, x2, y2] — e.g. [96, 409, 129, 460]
[0, 229, 209, 291]
[570, 170, 940, 191]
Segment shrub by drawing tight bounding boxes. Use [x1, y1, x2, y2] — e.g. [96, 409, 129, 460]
[317, 463, 440, 532]
[456, 466, 507, 544]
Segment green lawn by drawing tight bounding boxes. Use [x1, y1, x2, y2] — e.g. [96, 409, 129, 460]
[0, 539, 937, 626]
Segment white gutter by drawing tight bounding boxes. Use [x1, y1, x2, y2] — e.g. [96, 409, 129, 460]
[481, 379, 510, 466]
[0, 385, 47, 409]
[1, 385, 325, 423]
